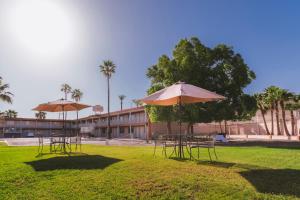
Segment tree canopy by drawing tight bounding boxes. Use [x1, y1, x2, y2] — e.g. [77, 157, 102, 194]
[146, 37, 257, 124]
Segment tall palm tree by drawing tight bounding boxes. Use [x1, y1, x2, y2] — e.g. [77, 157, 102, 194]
[0, 77, 13, 104]
[60, 83, 72, 120]
[61, 83, 72, 100]
[254, 93, 270, 135]
[285, 94, 300, 136]
[279, 89, 292, 136]
[265, 86, 281, 135]
[35, 111, 46, 119]
[4, 109, 17, 118]
[118, 95, 126, 110]
[72, 89, 83, 137]
[99, 60, 116, 139]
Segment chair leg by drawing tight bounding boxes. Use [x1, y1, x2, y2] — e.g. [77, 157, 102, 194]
[38, 144, 40, 154]
[153, 144, 157, 157]
[169, 146, 177, 158]
[213, 147, 218, 160]
[207, 148, 212, 161]
[164, 146, 167, 158]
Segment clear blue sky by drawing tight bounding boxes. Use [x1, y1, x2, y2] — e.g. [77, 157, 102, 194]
[1, 0, 300, 118]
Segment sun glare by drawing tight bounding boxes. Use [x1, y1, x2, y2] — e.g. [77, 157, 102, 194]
[7, 0, 75, 58]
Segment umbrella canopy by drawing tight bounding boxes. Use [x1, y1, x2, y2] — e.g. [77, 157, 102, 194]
[33, 99, 91, 112]
[139, 82, 225, 106]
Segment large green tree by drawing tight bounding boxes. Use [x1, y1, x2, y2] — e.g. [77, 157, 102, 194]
[146, 37, 256, 131]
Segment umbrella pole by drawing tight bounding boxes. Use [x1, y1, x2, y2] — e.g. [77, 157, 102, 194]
[62, 106, 66, 153]
[179, 97, 182, 158]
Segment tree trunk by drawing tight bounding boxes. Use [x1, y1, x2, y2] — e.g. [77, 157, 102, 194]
[271, 106, 274, 135]
[258, 104, 270, 135]
[275, 102, 281, 135]
[107, 77, 111, 139]
[76, 110, 79, 137]
[224, 121, 228, 135]
[291, 110, 295, 136]
[121, 100, 123, 111]
[167, 121, 172, 135]
[280, 100, 290, 136]
[219, 122, 223, 133]
[187, 123, 194, 136]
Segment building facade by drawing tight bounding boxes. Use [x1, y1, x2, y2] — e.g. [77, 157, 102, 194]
[78, 107, 149, 139]
[0, 118, 76, 138]
[1, 106, 300, 140]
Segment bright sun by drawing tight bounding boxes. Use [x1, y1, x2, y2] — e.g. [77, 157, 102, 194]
[7, 0, 75, 58]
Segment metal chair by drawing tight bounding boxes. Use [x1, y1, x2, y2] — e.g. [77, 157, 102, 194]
[153, 134, 184, 158]
[153, 133, 165, 157]
[37, 136, 43, 154]
[50, 135, 64, 153]
[69, 136, 82, 152]
[188, 134, 218, 161]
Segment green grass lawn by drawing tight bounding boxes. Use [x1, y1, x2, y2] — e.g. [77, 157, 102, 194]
[1, 142, 300, 200]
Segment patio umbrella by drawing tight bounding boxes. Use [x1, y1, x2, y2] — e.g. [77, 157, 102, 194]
[139, 82, 225, 158]
[33, 99, 91, 112]
[33, 99, 91, 152]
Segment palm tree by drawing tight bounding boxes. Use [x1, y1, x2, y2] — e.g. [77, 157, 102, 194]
[285, 94, 300, 136]
[254, 93, 270, 135]
[72, 89, 83, 137]
[71, 89, 83, 102]
[61, 83, 72, 100]
[60, 83, 72, 120]
[35, 111, 46, 119]
[265, 86, 281, 135]
[118, 95, 126, 110]
[132, 99, 142, 107]
[4, 109, 17, 118]
[0, 77, 13, 104]
[278, 89, 292, 136]
[99, 60, 116, 139]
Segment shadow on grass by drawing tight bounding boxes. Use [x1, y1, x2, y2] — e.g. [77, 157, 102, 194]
[218, 141, 300, 150]
[26, 155, 122, 171]
[197, 160, 264, 170]
[35, 152, 88, 158]
[240, 169, 300, 197]
[197, 160, 300, 197]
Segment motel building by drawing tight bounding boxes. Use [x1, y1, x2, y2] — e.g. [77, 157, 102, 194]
[1, 106, 300, 140]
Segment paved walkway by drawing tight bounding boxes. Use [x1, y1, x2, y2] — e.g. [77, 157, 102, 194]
[2, 138, 153, 146]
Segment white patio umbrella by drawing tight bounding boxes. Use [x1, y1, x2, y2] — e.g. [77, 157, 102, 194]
[139, 82, 225, 158]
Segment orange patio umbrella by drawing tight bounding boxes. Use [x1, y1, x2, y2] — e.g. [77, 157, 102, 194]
[32, 99, 91, 152]
[139, 81, 225, 158]
[33, 99, 91, 112]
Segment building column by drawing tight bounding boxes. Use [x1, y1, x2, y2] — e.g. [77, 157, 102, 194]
[129, 112, 132, 138]
[117, 114, 120, 138]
